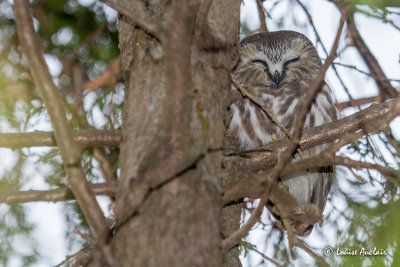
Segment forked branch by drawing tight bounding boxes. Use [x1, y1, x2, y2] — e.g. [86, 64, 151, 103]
[13, 0, 107, 237]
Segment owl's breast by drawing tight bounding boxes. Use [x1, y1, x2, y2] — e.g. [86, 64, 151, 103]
[227, 83, 337, 151]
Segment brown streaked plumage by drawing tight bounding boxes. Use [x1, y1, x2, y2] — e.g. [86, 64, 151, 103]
[227, 31, 338, 236]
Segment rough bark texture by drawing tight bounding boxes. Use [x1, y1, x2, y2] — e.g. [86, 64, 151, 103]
[110, 0, 241, 266]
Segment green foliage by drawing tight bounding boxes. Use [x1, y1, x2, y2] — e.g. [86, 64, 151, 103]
[349, 0, 400, 30]
[239, 240, 257, 257]
[349, 0, 400, 11]
[0, 156, 40, 266]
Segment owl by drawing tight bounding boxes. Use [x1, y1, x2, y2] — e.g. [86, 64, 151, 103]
[227, 31, 338, 236]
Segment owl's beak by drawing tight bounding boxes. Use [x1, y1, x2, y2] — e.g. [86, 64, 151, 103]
[272, 71, 283, 87]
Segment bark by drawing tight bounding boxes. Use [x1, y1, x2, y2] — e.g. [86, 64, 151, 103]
[109, 0, 241, 266]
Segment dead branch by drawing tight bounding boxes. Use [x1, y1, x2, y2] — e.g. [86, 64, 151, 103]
[13, 0, 107, 237]
[0, 183, 115, 205]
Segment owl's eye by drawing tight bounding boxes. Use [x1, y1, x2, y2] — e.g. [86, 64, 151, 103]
[251, 59, 269, 69]
[283, 56, 300, 67]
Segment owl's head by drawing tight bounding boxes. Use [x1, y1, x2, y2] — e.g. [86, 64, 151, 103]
[232, 31, 322, 92]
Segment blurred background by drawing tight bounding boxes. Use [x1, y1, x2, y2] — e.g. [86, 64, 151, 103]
[0, 0, 399, 266]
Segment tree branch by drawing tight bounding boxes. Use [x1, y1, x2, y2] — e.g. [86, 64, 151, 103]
[336, 96, 379, 111]
[83, 57, 121, 92]
[223, 96, 400, 204]
[13, 0, 107, 237]
[332, 62, 400, 83]
[256, 0, 268, 32]
[250, 246, 282, 267]
[54, 246, 91, 267]
[0, 183, 115, 205]
[0, 129, 121, 149]
[284, 155, 399, 180]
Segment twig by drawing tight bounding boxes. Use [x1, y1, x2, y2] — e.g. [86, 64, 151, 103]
[355, 8, 400, 31]
[332, 62, 400, 83]
[13, 0, 108, 237]
[83, 57, 122, 92]
[291, 237, 329, 266]
[74, 57, 121, 118]
[284, 155, 399, 180]
[98, 0, 161, 41]
[256, 0, 268, 32]
[94, 148, 118, 182]
[336, 96, 379, 111]
[348, 167, 365, 183]
[0, 183, 115, 204]
[250, 246, 282, 267]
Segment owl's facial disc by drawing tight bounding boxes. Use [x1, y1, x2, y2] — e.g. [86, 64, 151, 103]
[251, 55, 301, 88]
[250, 59, 282, 88]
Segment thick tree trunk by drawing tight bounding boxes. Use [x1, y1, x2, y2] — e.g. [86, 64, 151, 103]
[109, 0, 241, 266]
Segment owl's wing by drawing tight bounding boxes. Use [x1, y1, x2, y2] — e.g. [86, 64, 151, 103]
[309, 83, 338, 215]
[311, 166, 334, 213]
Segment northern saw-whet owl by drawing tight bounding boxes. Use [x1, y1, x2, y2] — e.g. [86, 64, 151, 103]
[227, 31, 338, 236]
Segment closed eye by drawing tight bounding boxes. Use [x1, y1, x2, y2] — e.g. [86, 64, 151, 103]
[251, 59, 269, 69]
[284, 56, 300, 67]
